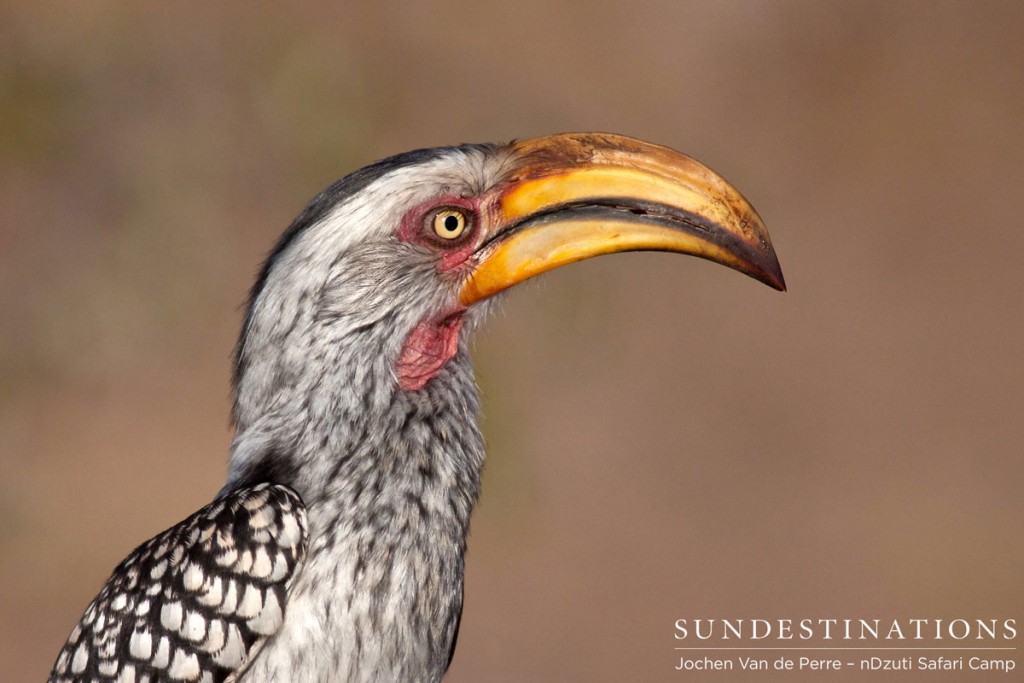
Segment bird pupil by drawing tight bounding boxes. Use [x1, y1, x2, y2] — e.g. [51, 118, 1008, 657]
[444, 215, 459, 232]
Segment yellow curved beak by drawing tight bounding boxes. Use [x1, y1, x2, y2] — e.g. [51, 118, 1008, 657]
[459, 133, 785, 306]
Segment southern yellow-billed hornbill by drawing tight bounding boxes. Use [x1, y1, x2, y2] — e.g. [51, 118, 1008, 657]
[50, 133, 784, 682]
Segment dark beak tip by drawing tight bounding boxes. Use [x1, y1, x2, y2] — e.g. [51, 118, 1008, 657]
[745, 241, 786, 291]
[750, 268, 786, 292]
[757, 238, 786, 292]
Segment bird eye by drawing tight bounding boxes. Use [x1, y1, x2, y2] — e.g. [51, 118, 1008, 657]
[431, 209, 468, 240]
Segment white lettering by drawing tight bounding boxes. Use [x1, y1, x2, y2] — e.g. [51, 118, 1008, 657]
[674, 619, 687, 639]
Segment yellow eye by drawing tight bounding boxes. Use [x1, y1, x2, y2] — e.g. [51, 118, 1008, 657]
[432, 209, 468, 240]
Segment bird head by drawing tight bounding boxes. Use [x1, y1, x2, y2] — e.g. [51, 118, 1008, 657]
[231, 133, 784, 440]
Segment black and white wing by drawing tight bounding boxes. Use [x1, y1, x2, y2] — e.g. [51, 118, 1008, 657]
[49, 483, 307, 683]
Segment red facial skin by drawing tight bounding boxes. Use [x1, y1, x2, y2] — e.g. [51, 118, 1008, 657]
[396, 312, 465, 391]
[395, 194, 495, 272]
[394, 192, 501, 391]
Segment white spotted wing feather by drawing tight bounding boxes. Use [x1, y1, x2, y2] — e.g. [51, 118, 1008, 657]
[49, 483, 307, 683]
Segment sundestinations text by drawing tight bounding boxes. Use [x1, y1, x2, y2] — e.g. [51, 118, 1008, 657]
[674, 618, 1017, 641]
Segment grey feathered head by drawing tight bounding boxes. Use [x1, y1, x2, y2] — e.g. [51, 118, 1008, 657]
[232, 133, 785, 434]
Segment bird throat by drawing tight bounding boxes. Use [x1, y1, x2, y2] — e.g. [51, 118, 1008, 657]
[397, 312, 465, 391]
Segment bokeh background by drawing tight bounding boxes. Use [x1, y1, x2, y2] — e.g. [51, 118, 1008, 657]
[2, 2, 1022, 680]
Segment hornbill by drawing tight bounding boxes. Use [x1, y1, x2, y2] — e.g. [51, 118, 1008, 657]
[49, 133, 784, 682]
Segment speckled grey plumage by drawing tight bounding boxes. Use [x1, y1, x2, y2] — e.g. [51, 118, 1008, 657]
[51, 144, 515, 683]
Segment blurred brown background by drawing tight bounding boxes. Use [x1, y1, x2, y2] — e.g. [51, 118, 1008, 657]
[2, 1, 1022, 681]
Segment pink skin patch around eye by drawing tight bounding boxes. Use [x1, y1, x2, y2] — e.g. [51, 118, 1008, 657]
[397, 194, 498, 273]
[397, 312, 465, 391]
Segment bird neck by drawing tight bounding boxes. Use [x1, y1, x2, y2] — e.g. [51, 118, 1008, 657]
[227, 344, 485, 520]
[225, 345, 484, 680]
